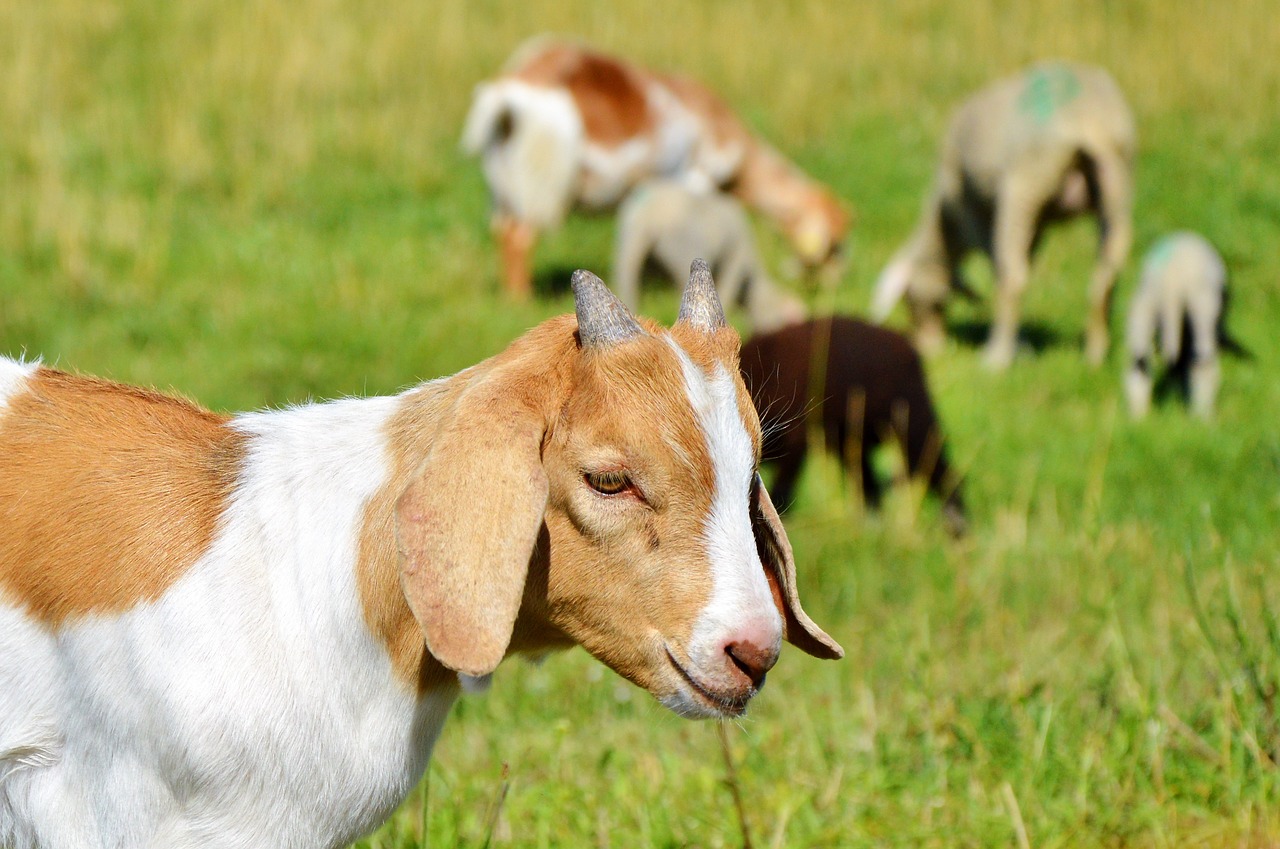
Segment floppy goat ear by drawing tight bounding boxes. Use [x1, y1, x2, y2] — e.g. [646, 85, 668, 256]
[395, 370, 550, 678]
[751, 475, 844, 660]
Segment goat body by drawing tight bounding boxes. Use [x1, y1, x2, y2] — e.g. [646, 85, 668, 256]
[874, 62, 1136, 369]
[614, 179, 808, 333]
[1124, 231, 1228, 418]
[462, 37, 848, 297]
[0, 270, 840, 848]
[740, 316, 966, 535]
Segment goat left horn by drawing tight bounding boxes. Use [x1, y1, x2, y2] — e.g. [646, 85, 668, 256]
[677, 258, 727, 332]
[572, 269, 643, 348]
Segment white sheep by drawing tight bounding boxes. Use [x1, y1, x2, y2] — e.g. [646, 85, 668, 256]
[0, 264, 841, 848]
[1124, 231, 1229, 419]
[462, 37, 849, 298]
[872, 61, 1136, 369]
[613, 179, 809, 333]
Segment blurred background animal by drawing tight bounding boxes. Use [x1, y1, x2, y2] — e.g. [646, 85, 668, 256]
[1124, 231, 1245, 419]
[462, 37, 849, 298]
[740, 316, 967, 536]
[613, 179, 808, 333]
[872, 61, 1136, 369]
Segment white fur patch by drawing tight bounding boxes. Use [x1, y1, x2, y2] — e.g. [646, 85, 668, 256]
[0, 358, 38, 415]
[666, 341, 781, 675]
[579, 138, 654, 208]
[0, 726, 61, 785]
[0, 390, 459, 848]
[464, 80, 584, 228]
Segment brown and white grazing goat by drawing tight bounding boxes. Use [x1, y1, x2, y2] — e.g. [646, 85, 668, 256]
[740, 316, 967, 536]
[0, 264, 841, 849]
[462, 37, 850, 298]
[872, 61, 1135, 369]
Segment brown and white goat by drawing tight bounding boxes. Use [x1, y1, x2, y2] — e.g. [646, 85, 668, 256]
[0, 264, 840, 849]
[461, 37, 850, 298]
[873, 62, 1135, 369]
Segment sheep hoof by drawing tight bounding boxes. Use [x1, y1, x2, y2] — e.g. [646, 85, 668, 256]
[1084, 335, 1109, 367]
[982, 341, 1015, 370]
[915, 324, 946, 356]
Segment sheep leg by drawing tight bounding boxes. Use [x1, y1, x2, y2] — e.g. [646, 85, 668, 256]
[612, 217, 654, 313]
[715, 245, 753, 313]
[984, 184, 1040, 369]
[1188, 297, 1220, 419]
[1085, 149, 1134, 366]
[1123, 304, 1155, 419]
[1124, 356, 1154, 419]
[494, 214, 537, 300]
[1189, 358, 1220, 420]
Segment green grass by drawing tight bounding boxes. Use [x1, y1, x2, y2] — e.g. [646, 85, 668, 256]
[3, 1, 1280, 846]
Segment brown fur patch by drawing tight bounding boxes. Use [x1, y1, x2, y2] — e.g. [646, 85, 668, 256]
[0, 368, 245, 626]
[573, 331, 719, 505]
[730, 143, 850, 263]
[657, 72, 751, 153]
[512, 42, 654, 147]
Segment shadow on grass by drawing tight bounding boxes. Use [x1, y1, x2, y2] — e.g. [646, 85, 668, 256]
[946, 317, 1065, 355]
[534, 261, 680, 302]
[531, 264, 578, 298]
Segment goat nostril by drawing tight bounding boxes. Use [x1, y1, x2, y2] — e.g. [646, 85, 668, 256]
[725, 641, 775, 689]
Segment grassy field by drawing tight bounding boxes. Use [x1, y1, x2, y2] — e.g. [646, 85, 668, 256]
[3, 1, 1280, 846]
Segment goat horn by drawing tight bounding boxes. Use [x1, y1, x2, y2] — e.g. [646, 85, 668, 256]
[677, 258, 726, 332]
[572, 269, 643, 348]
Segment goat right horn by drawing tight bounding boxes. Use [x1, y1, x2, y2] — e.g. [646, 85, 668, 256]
[677, 258, 727, 332]
[572, 269, 643, 348]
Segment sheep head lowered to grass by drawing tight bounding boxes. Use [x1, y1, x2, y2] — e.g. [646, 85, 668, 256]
[873, 61, 1136, 369]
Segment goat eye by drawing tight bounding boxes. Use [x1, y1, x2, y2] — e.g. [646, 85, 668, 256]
[585, 470, 631, 496]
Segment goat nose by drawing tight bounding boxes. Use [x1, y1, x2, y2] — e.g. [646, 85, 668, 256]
[724, 640, 778, 690]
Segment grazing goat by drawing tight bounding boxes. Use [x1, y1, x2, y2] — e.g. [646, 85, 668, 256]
[1124, 231, 1232, 419]
[462, 37, 849, 298]
[614, 179, 808, 333]
[0, 263, 841, 849]
[872, 61, 1136, 369]
[740, 316, 967, 536]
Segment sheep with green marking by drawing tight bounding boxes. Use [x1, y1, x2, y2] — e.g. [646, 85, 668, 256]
[1124, 232, 1233, 419]
[872, 62, 1136, 369]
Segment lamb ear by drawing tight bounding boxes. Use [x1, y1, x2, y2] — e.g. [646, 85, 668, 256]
[395, 374, 549, 678]
[751, 475, 843, 660]
[871, 254, 914, 321]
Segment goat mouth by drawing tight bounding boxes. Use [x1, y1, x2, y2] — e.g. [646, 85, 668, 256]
[664, 647, 754, 717]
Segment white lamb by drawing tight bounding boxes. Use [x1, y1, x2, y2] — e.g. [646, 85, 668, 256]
[613, 179, 808, 333]
[1124, 231, 1230, 419]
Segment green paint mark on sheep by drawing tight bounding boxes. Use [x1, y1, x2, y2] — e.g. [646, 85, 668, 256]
[1146, 234, 1180, 271]
[1018, 65, 1082, 125]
